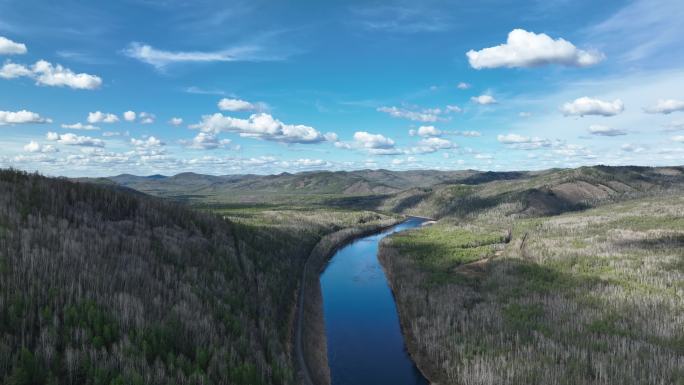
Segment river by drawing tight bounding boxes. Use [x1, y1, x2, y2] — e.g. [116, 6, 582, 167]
[320, 217, 428, 385]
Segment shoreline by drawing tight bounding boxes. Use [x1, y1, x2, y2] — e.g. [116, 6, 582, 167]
[293, 216, 405, 385]
[378, 244, 441, 385]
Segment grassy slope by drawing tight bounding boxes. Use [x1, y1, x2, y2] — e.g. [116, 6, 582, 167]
[381, 194, 684, 385]
[0, 169, 396, 385]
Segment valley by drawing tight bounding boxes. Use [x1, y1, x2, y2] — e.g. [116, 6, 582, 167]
[1, 165, 682, 385]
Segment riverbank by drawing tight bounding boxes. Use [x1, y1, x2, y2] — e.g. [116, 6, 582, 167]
[294, 216, 404, 385]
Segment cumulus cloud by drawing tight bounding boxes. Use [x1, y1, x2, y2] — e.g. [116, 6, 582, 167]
[0, 36, 27, 55]
[588, 124, 626, 136]
[61, 123, 100, 131]
[87, 111, 119, 124]
[130, 136, 164, 149]
[0, 110, 51, 125]
[47, 132, 105, 147]
[0, 60, 101, 90]
[457, 82, 470, 90]
[414, 137, 456, 153]
[471, 95, 497, 105]
[218, 98, 260, 112]
[644, 99, 684, 114]
[181, 132, 231, 150]
[139, 112, 155, 124]
[123, 111, 136, 122]
[466, 29, 604, 69]
[24, 140, 57, 153]
[561, 97, 624, 117]
[31, 60, 102, 89]
[497, 133, 551, 149]
[415, 125, 441, 137]
[169, 117, 183, 126]
[353, 131, 395, 149]
[0, 62, 32, 78]
[190, 113, 328, 144]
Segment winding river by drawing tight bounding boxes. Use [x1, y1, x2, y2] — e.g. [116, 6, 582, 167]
[321, 218, 428, 385]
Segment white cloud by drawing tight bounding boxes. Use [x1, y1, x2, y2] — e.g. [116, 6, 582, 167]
[61, 123, 100, 131]
[561, 97, 624, 117]
[353, 131, 395, 149]
[445, 105, 462, 113]
[644, 99, 684, 114]
[466, 29, 604, 69]
[190, 113, 327, 144]
[552, 144, 595, 159]
[123, 42, 282, 69]
[87, 111, 119, 124]
[471, 95, 497, 105]
[588, 124, 626, 136]
[455, 130, 482, 137]
[0, 36, 27, 55]
[130, 136, 164, 148]
[48, 132, 105, 147]
[31, 60, 102, 89]
[0, 60, 101, 89]
[672, 135, 684, 143]
[0, 62, 32, 78]
[139, 112, 155, 124]
[24, 141, 57, 153]
[497, 134, 551, 149]
[334, 141, 352, 149]
[324, 132, 339, 142]
[377, 106, 442, 122]
[416, 125, 441, 137]
[169, 117, 183, 126]
[284, 158, 328, 168]
[519, 112, 532, 118]
[497, 134, 530, 144]
[415, 137, 456, 152]
[218, 98, 257, 112]
[0, 110, 51, 125]
[123, 111, 136, 122]
[457, 82, 470, 90]
[182, 132, 231, 150]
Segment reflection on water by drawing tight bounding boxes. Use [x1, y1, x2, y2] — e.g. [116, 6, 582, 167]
[321, 218, 428, 385]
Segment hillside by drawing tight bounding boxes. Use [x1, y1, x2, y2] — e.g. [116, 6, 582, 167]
[88, 166, 684, 215]
[82, 169, 482, 206]
[380, 165, 684, 218]
[380, 170, 684, 384]
[0, 169, 396, 385]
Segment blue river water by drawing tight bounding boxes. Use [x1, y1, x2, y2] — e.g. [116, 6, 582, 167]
[320, 217, 429, 385]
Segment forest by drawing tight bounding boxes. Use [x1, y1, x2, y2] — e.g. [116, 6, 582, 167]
[2, 165, 683, 385]
[380, 168, 684, 385]
[0, 169, 394, 385]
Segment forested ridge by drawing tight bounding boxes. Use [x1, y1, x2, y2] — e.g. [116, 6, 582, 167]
[0, 169, 390, 385]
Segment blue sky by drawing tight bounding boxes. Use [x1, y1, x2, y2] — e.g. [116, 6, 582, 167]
[1, 0, 683, 176]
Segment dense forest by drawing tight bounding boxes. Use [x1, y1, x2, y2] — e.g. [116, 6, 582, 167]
[0, 169, 392, 385]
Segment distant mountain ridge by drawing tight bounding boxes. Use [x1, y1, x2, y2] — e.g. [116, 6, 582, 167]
[80, 165, 684, 213]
